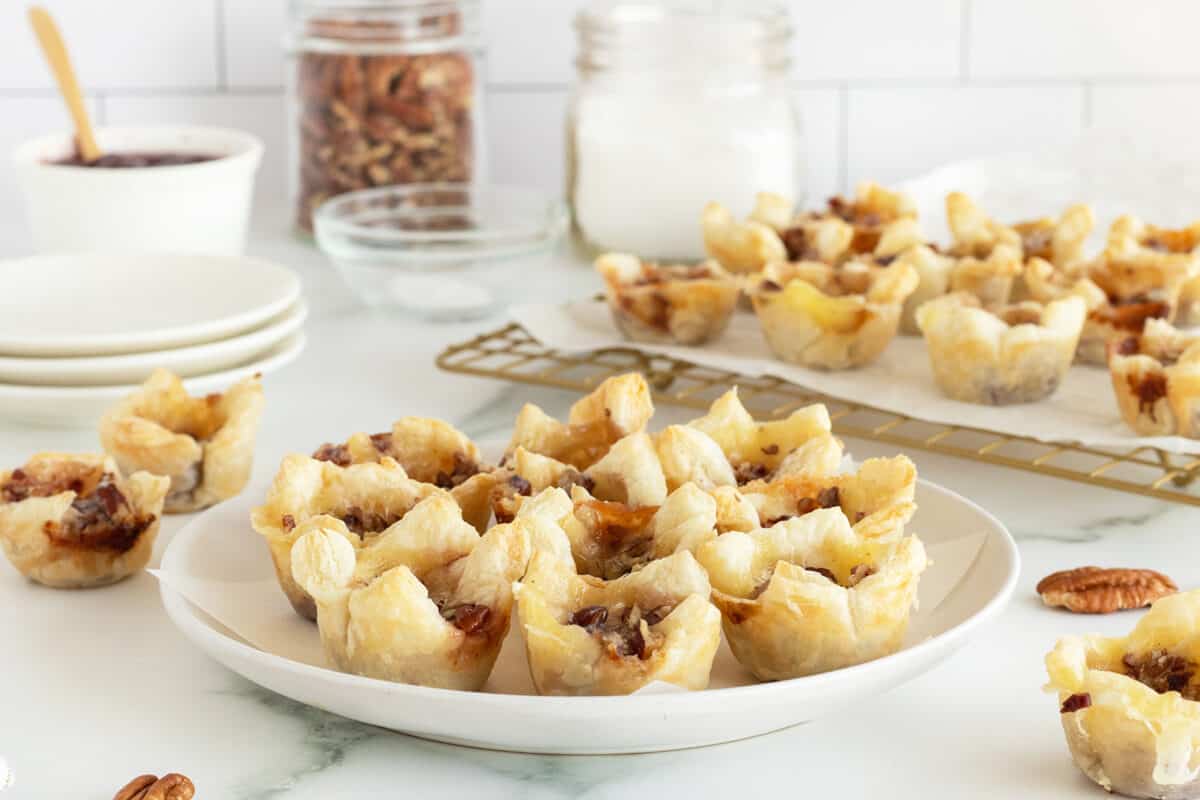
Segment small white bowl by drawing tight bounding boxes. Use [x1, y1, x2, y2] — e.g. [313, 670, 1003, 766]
[13, 126, 263, 255]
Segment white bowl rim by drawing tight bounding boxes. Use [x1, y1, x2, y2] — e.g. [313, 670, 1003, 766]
[158, 476, 1020, 711]
[12, 125, 264, 172]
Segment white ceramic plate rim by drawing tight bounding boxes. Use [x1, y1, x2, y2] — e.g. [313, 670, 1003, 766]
[158, 477, 1019, 712]
[0, 300, 308, 385]
[0, 332, 306, 400]
[0, 300, 308, 386]
[0, 254, 301, 357]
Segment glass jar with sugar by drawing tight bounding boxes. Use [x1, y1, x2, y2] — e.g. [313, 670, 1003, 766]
[568, 0, 801, 259]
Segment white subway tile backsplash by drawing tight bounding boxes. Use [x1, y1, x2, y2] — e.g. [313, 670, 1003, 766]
[487, 90, 569, 194]
[788, 0, 961, 82]
[103, 93, 288, 207]
[795, 88, 842, 204]
[1090, 84, 1200, 151]
[222, 0, 288, 88]
[846, 86, 1084, 186]
[484, 0, 585, 85]
[970, 0, 1200, 79]
[0, 0, 218, 90]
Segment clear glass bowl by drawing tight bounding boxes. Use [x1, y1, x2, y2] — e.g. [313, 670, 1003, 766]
[314, 183, 570, 321]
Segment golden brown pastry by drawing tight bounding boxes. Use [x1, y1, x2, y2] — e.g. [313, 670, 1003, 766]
[792, 182, 919, 258]
[251, 454, 444, 620]
[696, 506, 927, 680]
[897, 244, 958, 334]
[700, 199, 788, 274]
[290, 493, 530, 691]
[1108, 214, 1200, 326]
[738, 455, 917, 540]
[99, 369, 263, 513]
[0, 453, 168, 588]
[310, 417, 496, 532]
[505, 372, 653, 469]
[1109, 319, 1200, 437]
[748, 257, 919, 370]
[944, 192, 1025, 308]
[1012, 203, 1095, 270]
[1046, 589, 1200, 799]
[515, 512, 721, 695]
[916, 292, 1086, 404]
[595, 253, 740, 346]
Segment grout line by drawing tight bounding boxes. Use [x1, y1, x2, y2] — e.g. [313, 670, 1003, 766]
[214, 0, 229, 90]
[1081, 81, 1093, 127]
[959, 0, 972, 83]
[837, 83, 849, 193]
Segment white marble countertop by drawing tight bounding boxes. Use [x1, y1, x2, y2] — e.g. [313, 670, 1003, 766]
[2, 210, 1197, 799]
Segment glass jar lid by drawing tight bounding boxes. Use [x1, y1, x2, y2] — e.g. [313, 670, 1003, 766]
[288, 0, 481, 53]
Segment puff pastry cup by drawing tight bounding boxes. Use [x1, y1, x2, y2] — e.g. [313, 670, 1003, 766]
[311, 417, 496, 532]
[1108, 214, 1200, 327]
[290, 493, 531, 691]
[100, 369, 263, 513]
[916, 292, 1087, 405]
[695, 506, 927, 681]
[747, 257, 919, 370]
[1046, 589, 1200, 799]
[943, 192, 1026, 308]
[0, 453, 168, 588]
[505, 372, 653, 469]
[1109, 319, 1200, 437]
[251, 454, 445, 620]
[514, 498, 722, 695]
[595, 253, 739, 346]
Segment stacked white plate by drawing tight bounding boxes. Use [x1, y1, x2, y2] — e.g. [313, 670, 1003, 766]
[0, 253, 306, 427]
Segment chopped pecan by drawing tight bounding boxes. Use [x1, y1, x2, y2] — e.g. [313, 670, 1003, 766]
[1059, 692, 1091, 713]
[1036, 566, 1177, 613]
[112, 773, 194, 800]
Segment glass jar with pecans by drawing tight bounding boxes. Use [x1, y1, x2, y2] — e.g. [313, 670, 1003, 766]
[285, 0, 484, 232]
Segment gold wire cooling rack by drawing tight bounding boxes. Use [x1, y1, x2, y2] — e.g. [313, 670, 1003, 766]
[436, 322, 1200, 506]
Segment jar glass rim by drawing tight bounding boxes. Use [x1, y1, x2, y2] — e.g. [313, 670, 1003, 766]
[288, 0, 482, 50]
[577, 0, 790, 37]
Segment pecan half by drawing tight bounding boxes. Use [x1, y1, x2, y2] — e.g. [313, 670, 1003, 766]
[113, 773, 195, 800]
[1036, 566, 1177, 614]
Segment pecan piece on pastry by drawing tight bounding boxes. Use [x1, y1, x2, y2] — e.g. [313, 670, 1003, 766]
[99, 369, 263, 513]
[655, 387, 843, 490]
[696, 506, 927, 680]
[290, 494, 529, 691]
[0, 453, 168, 588]
[748, 258, 919, 370]
[251, 455, 444, 620]
[505, 372, 653, 469]
[1045, 589, 1200, 799]
[514, 516, 720, 696]
[595, 253, 740, 346]
[739, 454, 917, 540]
[1108, 214, 1200, 327]
[1109, 320, 1200, 437]
[916, 292, 1086, 405]
[310, 417, 497, 532]
[523, 483, 719, 580]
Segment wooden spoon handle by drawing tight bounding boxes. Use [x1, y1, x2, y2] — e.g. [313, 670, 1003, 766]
[28, 5, 100, 162]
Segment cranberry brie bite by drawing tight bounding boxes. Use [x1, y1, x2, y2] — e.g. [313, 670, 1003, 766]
[505, 372, 653, 470]
[943, 192, 1025, 309]
[515, 519, 720, 695]
[251, 455, 444, 620]
[100, 369, 263, 513]
[696, 507, 927, 680]
[311, 417, 496, 532]
[1108, 214, 1200, 327]
[916, 293, 1087, 405]
[0, 453, 168, 588]
[290, 494, 530, 691]
[595, 253, 739, 346]
[1046, 590, 1200, 799]
[1109, 319, 1200, 438]
[748, 257, 918, 370]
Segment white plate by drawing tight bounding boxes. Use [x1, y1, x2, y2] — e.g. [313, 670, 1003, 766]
[0, 253, 301, 357]
[0, 332, 305, 428]
[158, 478, 1019, 754]
[0, 300, 307, 387]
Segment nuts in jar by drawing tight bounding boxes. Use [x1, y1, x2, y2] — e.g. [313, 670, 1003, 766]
[289, 3, 481, 231]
